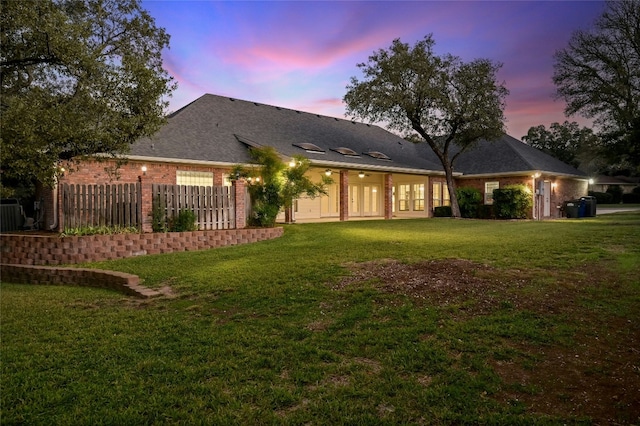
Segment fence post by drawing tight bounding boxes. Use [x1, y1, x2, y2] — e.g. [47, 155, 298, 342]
[233, 179, 246, 229]
[139, 177, 153, 233]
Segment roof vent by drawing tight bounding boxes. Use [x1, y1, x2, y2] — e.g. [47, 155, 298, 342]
[293, 142, 325, 153]
[365, 151, 391, 160]
[234, 134, 262, 148]
[331, 147, 360, 157]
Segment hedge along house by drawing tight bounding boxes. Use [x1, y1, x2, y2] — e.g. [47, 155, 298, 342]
[51, 94, 587, 229]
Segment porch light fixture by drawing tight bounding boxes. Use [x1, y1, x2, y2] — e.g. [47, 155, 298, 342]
[141, 165, 147, 175]
[358, 171, 365, 178]
[289, 160, 296, 167]
[325, 169, 332, 176]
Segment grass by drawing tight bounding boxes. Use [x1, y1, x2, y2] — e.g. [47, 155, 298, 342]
[2, 213, 640, 424]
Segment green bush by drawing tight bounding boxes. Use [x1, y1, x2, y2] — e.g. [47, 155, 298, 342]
[169, 210, 197, 232]
[588, 191, 613, 204]
[622, 192, 640, 203]
[151, 197, 168, 233]
[493, 185, 533, 219]
[60, 225, 139, 237]
[433, 206, 452, 217]
[456, 187, 482, 218]
[477, 204, 495, 219]
[606, 185, 623, 204]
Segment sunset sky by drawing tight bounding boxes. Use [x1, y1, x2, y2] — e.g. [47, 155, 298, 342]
[142, 1, 604, 140]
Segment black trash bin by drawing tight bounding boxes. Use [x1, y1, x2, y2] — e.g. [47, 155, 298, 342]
[580, 196, 597, 217]
[563, 200, 580, 218]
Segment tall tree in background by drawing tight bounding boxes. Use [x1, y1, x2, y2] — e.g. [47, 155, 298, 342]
[344, 35, 508, 218]
[522, 121, 602, 173]
[1, 0, 176, 187]
[553, 0, 640, 173]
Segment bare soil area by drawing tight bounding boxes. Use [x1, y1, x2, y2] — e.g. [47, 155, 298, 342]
[337, 259, 640, 424]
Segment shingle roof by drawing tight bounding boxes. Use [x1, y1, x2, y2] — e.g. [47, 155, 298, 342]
[130, 94, 444, 174]
[417, 134, 585, 177]
[130, 94, 585, 179]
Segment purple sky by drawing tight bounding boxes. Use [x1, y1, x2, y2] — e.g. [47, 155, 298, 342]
[143, 1, 604, 140]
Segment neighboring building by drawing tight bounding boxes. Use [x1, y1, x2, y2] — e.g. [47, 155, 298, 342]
[53, 94, 588, 227]
[590, 175, 640, 194]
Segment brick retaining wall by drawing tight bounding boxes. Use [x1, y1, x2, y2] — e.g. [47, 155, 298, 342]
[0, 264, 158, 298]
[0, 227, 284, 266]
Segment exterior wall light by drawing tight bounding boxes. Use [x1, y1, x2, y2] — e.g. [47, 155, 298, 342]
[358, 171, 365, 178]
[325, 169, 332, 176]
[141, 165, 147, 175]
[289, 160, 296, 167]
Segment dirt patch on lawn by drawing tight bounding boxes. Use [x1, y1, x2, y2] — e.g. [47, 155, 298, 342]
[336, 258, 640, 424]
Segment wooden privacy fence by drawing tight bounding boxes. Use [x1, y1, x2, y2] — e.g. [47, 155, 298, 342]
[152, 184, 235, 230]
[62, 183, 142, 229]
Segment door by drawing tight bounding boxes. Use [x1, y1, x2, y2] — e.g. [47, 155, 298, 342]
[543, 181, 551, 217]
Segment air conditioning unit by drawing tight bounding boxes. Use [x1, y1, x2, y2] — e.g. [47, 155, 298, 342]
[1, 199, 25, 232]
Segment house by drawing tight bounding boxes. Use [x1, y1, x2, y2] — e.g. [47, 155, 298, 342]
[52, 93, 587, 229]
[590, 175, 640, 194]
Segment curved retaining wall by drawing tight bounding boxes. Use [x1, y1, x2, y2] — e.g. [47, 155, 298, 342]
[0, 227, 284, 266]
[0, 264, 159, 298]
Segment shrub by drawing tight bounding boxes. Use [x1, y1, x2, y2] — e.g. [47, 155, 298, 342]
[151, 196, 168, 232]
[433, 206, 452, 217]
[60, 225, 139, 237]
[588, 191, 613, 204]
[169, 210, 197, 232]
[493, 185, 532, 219]
[456, 187, 482, 218]
[606, 185, 623, 204]
[622, 192, 640, 203]
[477, 204, 495, 219]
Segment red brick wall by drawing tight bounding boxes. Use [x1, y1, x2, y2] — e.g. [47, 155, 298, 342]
[0, 264, 159, 297]
[456, 175, 588, 218]
[384, 174, 393, 219]
[340, 170, 349, 221]
[0, 227, 284, 266]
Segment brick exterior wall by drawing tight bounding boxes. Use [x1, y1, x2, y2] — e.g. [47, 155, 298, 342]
[36, 159, 246, 232]
[0, 264, 160, 298]
[0, 227, 284, 266]
[456, 175, 588, 218]
[384, 173, 393, 219]
[340, 170, 349, 221]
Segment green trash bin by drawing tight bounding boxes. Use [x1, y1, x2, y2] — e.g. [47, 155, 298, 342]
[563, 200, 580, 218]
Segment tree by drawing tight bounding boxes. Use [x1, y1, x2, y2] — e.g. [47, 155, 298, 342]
[553, 0, 640, 173]
[232, 147, 331, 227]
[522, 121, 601, 171]
[0, 0, 176, 188]
[344, 35, 508, 217]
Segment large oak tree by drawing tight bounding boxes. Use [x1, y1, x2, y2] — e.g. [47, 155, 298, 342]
[1, 0, 176, 187]
[553, 0, 640, 172]
[344, 35, 508, 217]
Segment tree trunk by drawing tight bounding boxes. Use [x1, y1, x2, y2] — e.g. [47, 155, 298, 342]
[443, 163, 461, 218]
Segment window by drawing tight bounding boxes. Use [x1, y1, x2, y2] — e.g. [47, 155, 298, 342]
[432, 182, 442, 208]
[222, 173, 233, 187]
[443, 184, 450, 206]
[432, 182, 450, 208]
[412, 183, 424, 211]
[398, 184, 410, 211]
[176, 171, 214, 187]
[485, 181, 499, 204]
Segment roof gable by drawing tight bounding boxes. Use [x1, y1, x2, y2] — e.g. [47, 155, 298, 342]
[449, 134, 586, 177]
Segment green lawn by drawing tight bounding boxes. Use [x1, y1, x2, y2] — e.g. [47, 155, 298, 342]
[2, 214, 639, 424]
